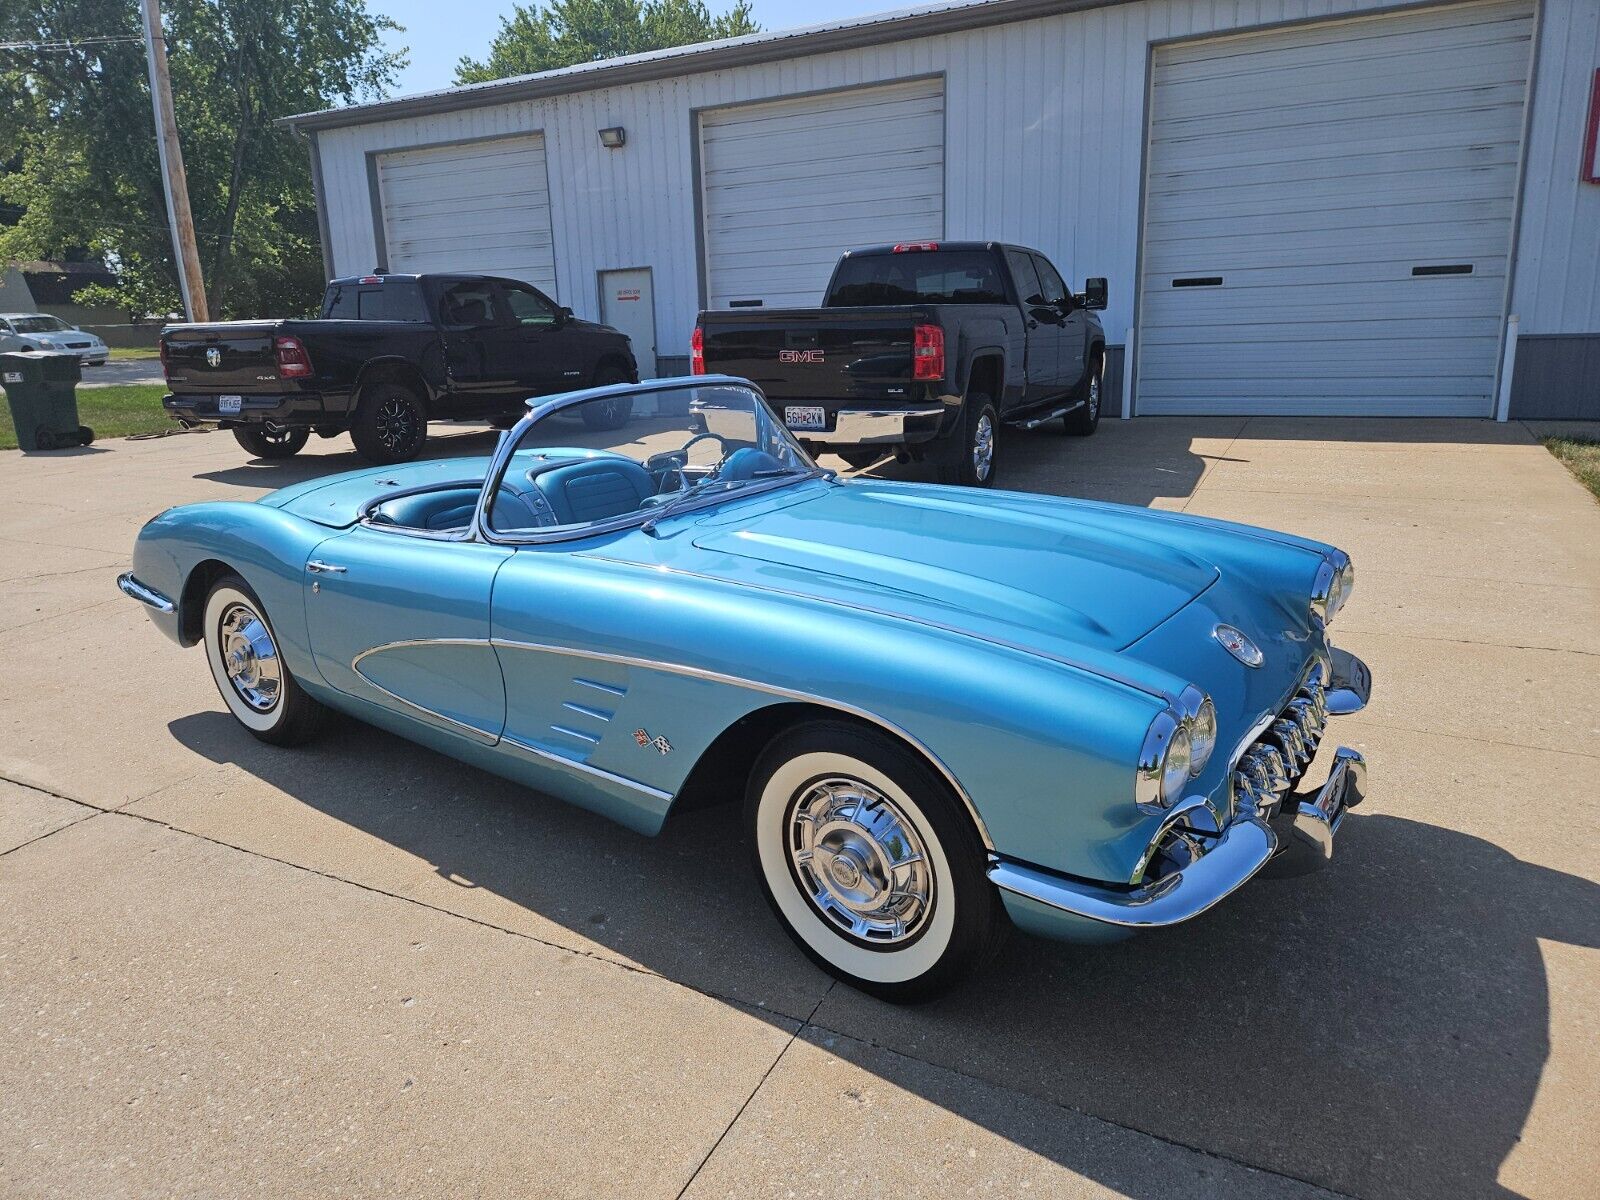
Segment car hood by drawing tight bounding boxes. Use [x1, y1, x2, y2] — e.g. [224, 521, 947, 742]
[22, 331, 93, 346]
[685, 481, 1219, 654]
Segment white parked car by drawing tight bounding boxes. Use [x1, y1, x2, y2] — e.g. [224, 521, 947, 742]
[0, 313, 110, 364]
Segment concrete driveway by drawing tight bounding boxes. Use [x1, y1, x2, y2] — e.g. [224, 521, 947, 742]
[2, 419, 1597, 1199]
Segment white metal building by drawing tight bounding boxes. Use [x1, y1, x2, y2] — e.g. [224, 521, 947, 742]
[284, 0, 1600, 420]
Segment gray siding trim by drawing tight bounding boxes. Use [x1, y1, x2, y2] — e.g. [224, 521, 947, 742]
[1103, 345, 1125, 414]
[1507, 334, 1600, 418]
[305, 130, 334, 281]
[281, 0, 1123, 133]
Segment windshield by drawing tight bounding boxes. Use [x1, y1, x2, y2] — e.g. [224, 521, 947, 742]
[486, 382, 817, 537]
[12, 316, 70, 333]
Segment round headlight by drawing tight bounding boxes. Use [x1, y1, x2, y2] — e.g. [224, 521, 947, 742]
[1162, 724, 1193, 802]
[1189, 697, 1217, 776]
[1329, 560, 1355, 621]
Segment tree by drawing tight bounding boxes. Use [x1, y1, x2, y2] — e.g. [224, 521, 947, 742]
[0, 1, 404, 318]
[456, 0, 758, 85]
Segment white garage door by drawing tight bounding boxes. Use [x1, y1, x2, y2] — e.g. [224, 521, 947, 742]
[1136, 0, 1534, 416]
[699, 79, 945, 310]
[376, 134, 558, 296]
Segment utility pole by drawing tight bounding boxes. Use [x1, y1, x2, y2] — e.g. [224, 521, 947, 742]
[140, 0, 208, 322]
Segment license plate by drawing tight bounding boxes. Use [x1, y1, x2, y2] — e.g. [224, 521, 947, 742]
[785, 406, 825, 431]
[218, 395, 242, 414]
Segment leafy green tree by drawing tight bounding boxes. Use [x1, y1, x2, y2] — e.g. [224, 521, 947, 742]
[0, 1, 404, 318]
[456, 0, 758, 85]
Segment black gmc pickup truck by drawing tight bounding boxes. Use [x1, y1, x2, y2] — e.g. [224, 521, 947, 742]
[695, 242, 1106, 486]
[161, 273, 637, 464]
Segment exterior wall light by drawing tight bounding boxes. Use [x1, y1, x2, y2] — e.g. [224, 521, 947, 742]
[598, 126, 626, 149]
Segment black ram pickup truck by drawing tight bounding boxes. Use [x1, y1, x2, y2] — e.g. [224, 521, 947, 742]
[160, 273, 637, 464]
[695, 242, 1106, 486]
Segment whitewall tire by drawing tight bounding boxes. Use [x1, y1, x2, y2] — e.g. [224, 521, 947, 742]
[202, 575, 325, 745]
[746, 721, 1005, 1001]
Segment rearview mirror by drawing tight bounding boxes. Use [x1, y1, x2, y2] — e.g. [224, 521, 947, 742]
[1081, 277, 1109, 310]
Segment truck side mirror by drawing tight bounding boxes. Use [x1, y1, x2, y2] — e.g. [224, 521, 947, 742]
[1081, 278, 1109, 310]
[559, 306, 575, 325]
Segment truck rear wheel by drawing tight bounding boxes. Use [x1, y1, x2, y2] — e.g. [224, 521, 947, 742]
[937, 394, 998, 488]
[350, 382, 428, 464]
[233, 427, 309, 459]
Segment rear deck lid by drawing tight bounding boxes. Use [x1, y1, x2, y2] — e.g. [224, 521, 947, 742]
[259, 458, 494, 528]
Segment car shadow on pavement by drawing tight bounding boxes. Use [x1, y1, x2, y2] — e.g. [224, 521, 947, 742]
[166, 708, 1600, 1200]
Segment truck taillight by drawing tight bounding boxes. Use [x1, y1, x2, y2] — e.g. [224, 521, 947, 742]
[275, 335, 313, 378]
[690, 326, 705, 375]
[912, 323, 945, 381]
[893, 241, 939, 253]
[158, 338, 170, 374]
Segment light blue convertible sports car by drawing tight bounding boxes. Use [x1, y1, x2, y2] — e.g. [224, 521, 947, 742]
[120, 377, 1371, 1000]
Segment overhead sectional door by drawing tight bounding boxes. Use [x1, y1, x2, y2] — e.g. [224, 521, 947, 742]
[376, 134, 558, 295]
[699, 78, 945, 310]
[1136, 0, 1535, 416]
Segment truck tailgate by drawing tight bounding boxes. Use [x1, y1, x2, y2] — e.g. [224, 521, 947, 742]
[699, 307, 925, 403]
[162, 321, 282, 393]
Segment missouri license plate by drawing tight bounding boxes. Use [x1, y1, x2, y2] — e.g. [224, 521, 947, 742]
[218, 395, 242, 414]
[784, 406, 825, 431]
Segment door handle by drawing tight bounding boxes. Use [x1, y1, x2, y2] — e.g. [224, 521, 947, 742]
[307, 560, 347, 574]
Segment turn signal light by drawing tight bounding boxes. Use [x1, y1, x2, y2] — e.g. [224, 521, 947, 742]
[690, 326, 705, 375]
[275, 335, 313, 379]
[912, 323, 945, 381]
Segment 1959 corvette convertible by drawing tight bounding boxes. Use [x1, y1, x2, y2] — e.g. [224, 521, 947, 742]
[120, 376, 1371, 1000]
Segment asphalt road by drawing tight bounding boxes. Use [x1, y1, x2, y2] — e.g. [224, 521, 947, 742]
[78, 357, 164, 387]
[2, 417, 1597, 1198]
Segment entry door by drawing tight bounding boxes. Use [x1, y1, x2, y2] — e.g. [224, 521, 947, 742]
[304, 527, 512, 741]
[600, 269, 656, 378]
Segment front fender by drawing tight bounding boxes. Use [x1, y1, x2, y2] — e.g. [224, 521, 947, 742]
[130, 501, 331, 675]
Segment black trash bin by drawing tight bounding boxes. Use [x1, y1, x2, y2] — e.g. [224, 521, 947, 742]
[0, 352, 93, 451]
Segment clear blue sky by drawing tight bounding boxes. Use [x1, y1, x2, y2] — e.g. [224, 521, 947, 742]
[373, 0, 910, 95]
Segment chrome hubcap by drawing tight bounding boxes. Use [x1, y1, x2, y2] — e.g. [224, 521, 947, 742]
[218, 602, 281, 712]
[786, 776, 933, 944]
[972, 412, 994, 481]
[1088, 373, 1100, 419]
[376, 397, 416, 451]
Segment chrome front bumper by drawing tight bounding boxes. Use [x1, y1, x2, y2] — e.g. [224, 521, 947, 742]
[117, 572, 175, 613]
[991, 648, 1372, 934]
[805, 407, 945, 445]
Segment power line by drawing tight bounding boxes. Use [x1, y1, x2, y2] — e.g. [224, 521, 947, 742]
[0, 36, 148, 53]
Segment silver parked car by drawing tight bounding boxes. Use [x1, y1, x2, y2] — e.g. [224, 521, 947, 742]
[0, 313, 110, 364]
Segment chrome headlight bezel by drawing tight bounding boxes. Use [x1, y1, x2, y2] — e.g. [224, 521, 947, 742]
[1137, 687, 1218, 812]
[1310, 552, 1354, 628]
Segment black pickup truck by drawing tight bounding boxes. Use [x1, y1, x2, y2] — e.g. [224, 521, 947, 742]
[694, 242, 1106, 486]
[160, 273, 637, 464]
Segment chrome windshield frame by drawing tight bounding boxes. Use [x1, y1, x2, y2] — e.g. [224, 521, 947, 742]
[470, 374, 826, 547]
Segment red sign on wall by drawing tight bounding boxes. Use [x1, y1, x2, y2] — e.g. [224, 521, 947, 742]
[1584, 69, 1600, 184]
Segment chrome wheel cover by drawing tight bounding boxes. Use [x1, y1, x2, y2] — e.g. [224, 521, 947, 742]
[217, 602, 281, 713]
[972, 412, 994, 481]
[786, 776, 934, 945]
[376, 396, 417, 451]
[1088, 372, 1101, 420]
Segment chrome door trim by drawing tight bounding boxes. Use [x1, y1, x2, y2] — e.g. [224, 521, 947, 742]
[488, 636, 995, 850]
[498, 732, 673, 802]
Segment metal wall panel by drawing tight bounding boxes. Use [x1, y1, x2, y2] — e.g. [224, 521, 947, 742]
[1137, 1, 1535, 416]
[698, 79, 945, 310]
[376, 135, 557, 294]
[310, 0, 1593, 400]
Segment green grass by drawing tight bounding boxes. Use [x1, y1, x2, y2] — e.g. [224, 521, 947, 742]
[106, 346, 160, 361]
[1, 384, 173, 450]
[1546, 437, 1600, 503]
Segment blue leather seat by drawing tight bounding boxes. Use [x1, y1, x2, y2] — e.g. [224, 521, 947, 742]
[368, 487, 483, 531]
[718, 447, 785, 481]
[533, 459, 655, 525]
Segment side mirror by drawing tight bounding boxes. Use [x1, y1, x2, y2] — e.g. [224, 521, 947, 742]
[559, 306, 575, 324]
[1081, 277, 1109, 311]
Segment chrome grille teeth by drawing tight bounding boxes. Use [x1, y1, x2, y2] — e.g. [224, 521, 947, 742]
[1232, 670, 1328, 815]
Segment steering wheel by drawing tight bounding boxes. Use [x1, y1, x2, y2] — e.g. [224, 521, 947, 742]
[649, 432, 732, 495]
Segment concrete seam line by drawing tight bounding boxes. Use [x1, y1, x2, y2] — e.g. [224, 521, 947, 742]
[803, 1018, 1361, 1200]
[54, 797, 824, 1024]
[1333, 628, 1600, 659]
[0, 810, 106, 860]
[673, 982, 834, 1200]
[1180, 417, 1249, 514]
[1321, 720, 1600, 762]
